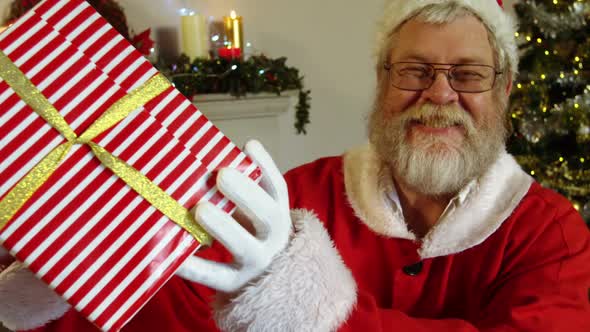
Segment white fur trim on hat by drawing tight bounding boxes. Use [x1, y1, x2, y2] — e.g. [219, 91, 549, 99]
[214, 209, 357, 332]
[376, 0, 518, 75]
[0, 262, 70, 330]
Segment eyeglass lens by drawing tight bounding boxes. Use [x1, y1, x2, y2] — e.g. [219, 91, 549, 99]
[389, 63, 498, 93]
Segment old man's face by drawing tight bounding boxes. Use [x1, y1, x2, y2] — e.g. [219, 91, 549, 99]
[369, 14, 511, 195]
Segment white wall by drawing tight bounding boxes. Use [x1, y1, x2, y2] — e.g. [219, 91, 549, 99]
[0, 0, 518, 172]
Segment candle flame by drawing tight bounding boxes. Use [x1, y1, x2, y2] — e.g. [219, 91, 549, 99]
[230, 10, 237, 19]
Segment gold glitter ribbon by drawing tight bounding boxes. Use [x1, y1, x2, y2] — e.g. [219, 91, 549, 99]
[0, 50, 211, 246]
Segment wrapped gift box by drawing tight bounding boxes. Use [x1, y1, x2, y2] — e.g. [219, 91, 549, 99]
[0, 0, 260, 331]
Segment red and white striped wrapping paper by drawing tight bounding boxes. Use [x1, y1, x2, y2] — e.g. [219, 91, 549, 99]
[0, 0, 260, 330]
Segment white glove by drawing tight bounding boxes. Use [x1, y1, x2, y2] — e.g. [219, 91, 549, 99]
[176, 140, 292, 293]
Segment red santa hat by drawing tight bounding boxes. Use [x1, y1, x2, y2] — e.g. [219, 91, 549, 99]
[375, 0, 518, 76]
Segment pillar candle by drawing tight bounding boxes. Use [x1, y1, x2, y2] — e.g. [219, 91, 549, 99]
[181, 13, 210, 60]
[223, 10, 244, 51]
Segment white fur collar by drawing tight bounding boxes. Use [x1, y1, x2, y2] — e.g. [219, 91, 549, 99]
[343, 144, 533, 259]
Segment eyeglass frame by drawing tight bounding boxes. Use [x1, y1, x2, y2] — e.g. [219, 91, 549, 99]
[383, 62, 504, 93]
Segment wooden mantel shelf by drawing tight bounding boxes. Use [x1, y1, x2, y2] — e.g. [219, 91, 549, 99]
[192, 91, 297, 121]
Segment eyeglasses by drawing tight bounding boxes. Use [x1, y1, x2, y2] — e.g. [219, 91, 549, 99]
[384, 62, 503, 93]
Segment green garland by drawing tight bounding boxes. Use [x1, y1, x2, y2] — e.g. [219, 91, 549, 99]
[156, 55, 311, 134]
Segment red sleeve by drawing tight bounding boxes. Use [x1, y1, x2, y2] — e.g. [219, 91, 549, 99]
[341, 207, 590, 332]
[24, 241, 232, 332]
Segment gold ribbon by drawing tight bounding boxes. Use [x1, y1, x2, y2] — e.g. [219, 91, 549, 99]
[0, 50, 211, 246]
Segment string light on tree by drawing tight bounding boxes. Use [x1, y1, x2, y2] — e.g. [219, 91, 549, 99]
[509, 0, 590, 226]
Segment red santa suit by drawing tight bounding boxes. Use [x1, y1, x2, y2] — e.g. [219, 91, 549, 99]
[1, 145, 589, 331]
[281, 145, 590, 331]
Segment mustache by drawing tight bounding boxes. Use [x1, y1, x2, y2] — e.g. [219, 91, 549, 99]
[397, 104, 476, 133]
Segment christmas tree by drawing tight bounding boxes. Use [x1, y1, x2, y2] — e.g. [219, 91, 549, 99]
[508, 0, 590, 224]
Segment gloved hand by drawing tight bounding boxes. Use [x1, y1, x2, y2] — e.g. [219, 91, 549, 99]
[176, 140, 292, 293]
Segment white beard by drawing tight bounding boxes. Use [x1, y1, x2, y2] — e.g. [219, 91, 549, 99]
[369, 102, 506, 196]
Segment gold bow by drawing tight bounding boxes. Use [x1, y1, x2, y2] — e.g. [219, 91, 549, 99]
[0, 50, 211, 246]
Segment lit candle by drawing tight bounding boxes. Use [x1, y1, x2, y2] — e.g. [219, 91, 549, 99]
[180, 10, 210, 60]
[223, 10, 244, 54]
